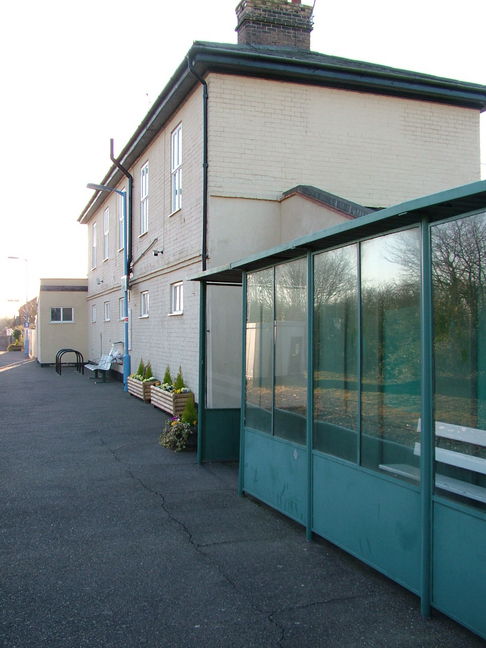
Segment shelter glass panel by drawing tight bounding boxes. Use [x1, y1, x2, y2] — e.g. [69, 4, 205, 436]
[246, 269, 273, 433]
[360, 229, 421, 479]
[207, 285, 242, 409]
[313, 245, 358, 461]
[432, 212, 486, 509]
[274, 259, 307, 444]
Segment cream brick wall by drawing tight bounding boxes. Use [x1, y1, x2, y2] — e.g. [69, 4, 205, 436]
[86, 87, 204, 392]
[208, 74, 480, 208]
[208, 194, 353, 266]
[83, 69, 482, 402]
[37, 279, 88, 364]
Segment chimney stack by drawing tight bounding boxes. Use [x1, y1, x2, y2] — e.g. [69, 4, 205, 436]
[235, 0, 313, 50]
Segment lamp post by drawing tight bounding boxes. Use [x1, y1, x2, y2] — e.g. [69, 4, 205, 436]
[8, 256, 29, 357]
[87, 183, 131, 390]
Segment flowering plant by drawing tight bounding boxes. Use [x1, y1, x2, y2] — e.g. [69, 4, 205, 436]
[159, 417, 193, 452]
[129, 359, 158, 383]
[153, 366, 190, 393]
[159, 394, 197, 452]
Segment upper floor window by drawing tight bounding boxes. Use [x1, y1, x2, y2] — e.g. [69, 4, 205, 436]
[118, 188, 125, 250]
[103, 207, 110, 260]
[91, 223, 97, 269]
[170, 281, 183, 315]
[140, 162, 149, 235]
[51, 307, 73, 323]
[119, 296, 126, 320]
[91, 304, 97, 323]
[103, 301, 111, 322]
[171, 124, 182, 213]
[140, 290, 149, 318]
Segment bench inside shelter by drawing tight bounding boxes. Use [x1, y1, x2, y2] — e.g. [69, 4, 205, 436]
[380, 420, 486, 504]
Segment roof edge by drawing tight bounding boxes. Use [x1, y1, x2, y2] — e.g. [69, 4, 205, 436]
[78, 41, 486, 223]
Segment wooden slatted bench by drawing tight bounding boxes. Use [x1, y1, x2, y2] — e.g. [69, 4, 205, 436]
[85, 355, 113, 383]
[380, 420, 486, 504]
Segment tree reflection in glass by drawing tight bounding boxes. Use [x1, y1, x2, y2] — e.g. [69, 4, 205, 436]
[245, 268, 274, 433]
[313, 245, 358, 461]
[274, 259, 307, 444]
[361, 229, 421, 474]
[432, 212, 486, 507]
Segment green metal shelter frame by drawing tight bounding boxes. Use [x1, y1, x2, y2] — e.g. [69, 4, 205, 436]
[192, 180, 486, 639]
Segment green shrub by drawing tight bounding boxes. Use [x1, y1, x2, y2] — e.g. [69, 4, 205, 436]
[144, 362, 153, 380]
[181, 395, 197, 427]
[136, 358, 145, 376]
[162, 366, 172, 385]
[174, 366, 186, 391]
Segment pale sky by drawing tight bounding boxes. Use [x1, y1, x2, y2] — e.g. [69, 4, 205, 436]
[1, 0, 485, 317]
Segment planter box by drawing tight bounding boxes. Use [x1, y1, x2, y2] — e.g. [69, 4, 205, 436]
[151, 387, 193, 416]
[127, 377, 158, 402]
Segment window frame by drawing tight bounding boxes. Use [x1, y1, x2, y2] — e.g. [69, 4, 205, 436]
[140, 290, 150, 318]
[118, 187, 126, 251]
[91, 304, 97, 323]
[103, 207, 110, 260]
[119, 296, 125, 321]
[103, 301, 111, 322]
[170, 281, 184, 315]
[50, 307, 74, 323]
[140, 162, 149, 235]
[170, 124, 182, 214]
[91, 222, 97, 269]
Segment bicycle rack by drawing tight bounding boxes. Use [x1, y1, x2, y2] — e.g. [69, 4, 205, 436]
[55, 349, 85, 375]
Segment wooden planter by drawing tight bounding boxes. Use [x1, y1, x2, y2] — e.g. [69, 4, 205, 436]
[151, 387, 193, 416]
[127, 377, 158, 402]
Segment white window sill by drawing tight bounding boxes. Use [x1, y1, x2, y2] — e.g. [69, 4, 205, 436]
[138, 231, 148, 238]
[169, 208, 182, 217]
[139, 314, 149, 319]
[168, 312, 183, 317]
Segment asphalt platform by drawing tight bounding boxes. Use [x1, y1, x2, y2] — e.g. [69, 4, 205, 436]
[0, 351, 483, 647]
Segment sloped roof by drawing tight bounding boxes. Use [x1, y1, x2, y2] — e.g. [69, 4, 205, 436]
[282, 185, 376, 218]
[190, 179, 486, 284]
[79, 41, 486, 223]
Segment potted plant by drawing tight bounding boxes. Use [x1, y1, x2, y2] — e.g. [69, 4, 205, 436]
[159, 394, 197, 452]
[8, 329, 23, 351]
[151, 365, 193, 416]
[127, 359, 159, 402]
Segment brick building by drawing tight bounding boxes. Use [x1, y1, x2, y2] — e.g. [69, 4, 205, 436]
[78, 0, 486, 454]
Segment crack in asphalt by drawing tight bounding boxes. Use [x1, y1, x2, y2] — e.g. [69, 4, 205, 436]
[99, 436, 289, 645]
[100, 437, 367, 647]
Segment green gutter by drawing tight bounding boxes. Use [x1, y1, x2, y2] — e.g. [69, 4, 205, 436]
[192, 49, 486, 109]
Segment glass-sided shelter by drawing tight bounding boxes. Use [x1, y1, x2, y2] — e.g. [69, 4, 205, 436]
[193, 180, 486, 639]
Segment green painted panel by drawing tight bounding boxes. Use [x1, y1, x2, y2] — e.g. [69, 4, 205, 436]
[312, 453, 421, 593]
[243, 428, 307, 524]
[433, 503, 486, 640]
[202, 409, 240, 462]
